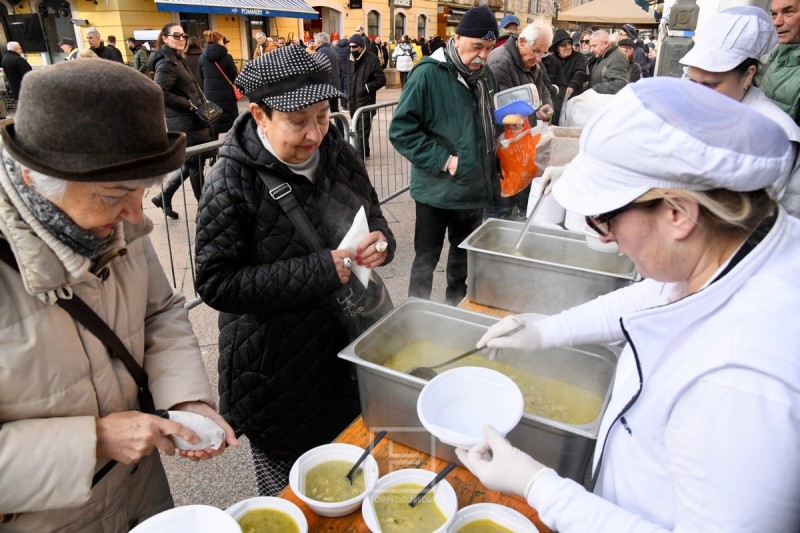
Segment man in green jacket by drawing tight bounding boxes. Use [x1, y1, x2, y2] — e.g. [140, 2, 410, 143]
[587, 30, 629, 94]
[389, 6, 501, 306]
[762, 0, 800, 124]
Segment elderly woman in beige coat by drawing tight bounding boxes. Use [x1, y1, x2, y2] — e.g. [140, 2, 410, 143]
[0, 60, 237, 530]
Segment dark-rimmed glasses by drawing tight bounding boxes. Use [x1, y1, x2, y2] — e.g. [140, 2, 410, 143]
[586, 198, 663, 237]
[166, 32, 189, 40]
[580, 39, 590, 44]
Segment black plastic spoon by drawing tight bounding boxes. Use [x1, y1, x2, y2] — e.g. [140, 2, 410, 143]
[408, 461, 457, 508]
[345, 430, 387, 484]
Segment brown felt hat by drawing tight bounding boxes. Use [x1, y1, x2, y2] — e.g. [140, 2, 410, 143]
[0, 60, 185, 182]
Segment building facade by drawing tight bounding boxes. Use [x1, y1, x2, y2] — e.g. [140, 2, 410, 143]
[0, 0, 550, 69]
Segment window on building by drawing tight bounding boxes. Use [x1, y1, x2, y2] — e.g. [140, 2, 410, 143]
[416, 14, 427, 39]
[180, 13, 210, 41]
[368, 10, 380, 37]
[394, 13, 406, 41]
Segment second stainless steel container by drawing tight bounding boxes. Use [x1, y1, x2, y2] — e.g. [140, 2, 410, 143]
[460, 218, 637, 314]
[338, 299, 618, 483]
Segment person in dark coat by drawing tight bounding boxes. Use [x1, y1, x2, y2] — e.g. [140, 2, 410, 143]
[314, 31, 341, 113]
[618, 24, 650, 78]
[1, 42, 32, 99]
[543, 28, 588, 124]
[428, 35, 445, 54]
[86, 27, 122, 62]
[199, 30, 239, 138]
[486, 22, 554, 220]
[335, 36, 350, 110]
[150, 23, 213, 218]
[374, 36, 389, 68]
[106, 35, 124, 63]
[194, 44, 395, 497]
[617, 38, 642, 83]
[348, 35, 386, 159]
[184, 37, 203, 83]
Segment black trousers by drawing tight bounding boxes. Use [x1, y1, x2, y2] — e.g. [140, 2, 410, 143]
[409, 201, 483, 305]
[351, 109, 373, 158]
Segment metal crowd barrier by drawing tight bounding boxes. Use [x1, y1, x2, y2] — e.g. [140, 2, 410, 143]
[152, 102, 409, 311]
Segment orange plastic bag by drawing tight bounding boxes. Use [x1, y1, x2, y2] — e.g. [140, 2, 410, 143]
[497, 120, 542, 197]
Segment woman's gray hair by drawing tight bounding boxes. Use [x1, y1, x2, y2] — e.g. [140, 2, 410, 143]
[21, 163, 166, 201]
[314, 32, 330, 45]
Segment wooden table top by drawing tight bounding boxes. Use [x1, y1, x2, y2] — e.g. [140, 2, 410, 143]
[280, 417, 553, 532]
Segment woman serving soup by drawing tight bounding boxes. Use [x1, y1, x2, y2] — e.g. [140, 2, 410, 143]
[458, 78, 800, 532]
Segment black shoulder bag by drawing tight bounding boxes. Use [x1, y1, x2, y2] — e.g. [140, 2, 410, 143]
[256, 170, 394, 341]
[0, 239, 163, 487]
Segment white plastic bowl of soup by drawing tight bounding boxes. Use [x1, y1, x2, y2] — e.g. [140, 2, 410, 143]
[450, 503, 540, 532]
[361, 468, 458, 533]
[224, 496, 308, 533]
[288, 442, 380, 517]
[417, 367, 524, 449]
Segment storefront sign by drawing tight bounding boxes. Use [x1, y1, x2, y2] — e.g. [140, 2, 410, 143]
[394, 0, 412, 7]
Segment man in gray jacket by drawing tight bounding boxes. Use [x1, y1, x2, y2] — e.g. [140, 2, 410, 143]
[487, 21, 554, 220]
[587, 30, 628, 94]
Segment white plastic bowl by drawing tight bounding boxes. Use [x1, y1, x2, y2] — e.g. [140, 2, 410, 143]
[288, 442, 380, 517]
[564, 209, 589, 232]
[583, 229, 620, 253]
[361, 468, 458, 533]
[417, 367, 524, 449]
[450, 503, 540, 532]
[224, 496, 308, 532]
[130, 505, 240, 533]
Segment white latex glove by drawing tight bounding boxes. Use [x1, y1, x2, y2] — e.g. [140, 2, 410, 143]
[456, 425, 549, 499]
[540, 165, 566, 196]
[476, 315, 542, 356]
[167, 410, 225, 451]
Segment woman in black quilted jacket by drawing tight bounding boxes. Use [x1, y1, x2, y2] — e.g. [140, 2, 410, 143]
[150, 22, 213, 219]
[199, 30, 239, 139]
[194, 45, 395, 497]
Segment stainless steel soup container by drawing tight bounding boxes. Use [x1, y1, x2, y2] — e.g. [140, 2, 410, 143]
[338, 299, 618, 483]
[459, 218, 637, 314]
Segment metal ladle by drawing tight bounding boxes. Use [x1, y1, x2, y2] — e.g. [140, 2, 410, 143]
[406, 322, 525, 380]
[511, 173, 554, 252]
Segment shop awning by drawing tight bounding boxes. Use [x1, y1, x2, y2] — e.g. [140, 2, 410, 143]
[559, 0, 655, 25]
[155, 0, 318, 19]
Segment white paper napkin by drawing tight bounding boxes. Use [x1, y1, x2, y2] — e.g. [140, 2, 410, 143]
[167, 410, 225, 451]
[337, 206, 371, 288]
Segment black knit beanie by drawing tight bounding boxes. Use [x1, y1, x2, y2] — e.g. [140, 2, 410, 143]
[456, 6, 499, 40]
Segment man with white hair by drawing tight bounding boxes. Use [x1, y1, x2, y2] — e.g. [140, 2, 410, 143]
[486, 21, 555, 220]
[314, 32, 342, 116]
[587, 29, 628, 94]
[85, 27, 121, 62]
[390, 6, 502, 306]
[1, 42, 31, 99]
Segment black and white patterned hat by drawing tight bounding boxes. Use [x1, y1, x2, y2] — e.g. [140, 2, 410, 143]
[234, 44, 344, 112]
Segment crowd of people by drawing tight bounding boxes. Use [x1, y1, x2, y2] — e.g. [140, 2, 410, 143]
[1, 2, 799, 531]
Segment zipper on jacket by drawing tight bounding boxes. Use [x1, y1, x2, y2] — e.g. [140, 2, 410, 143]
[590, 318, 643, 491]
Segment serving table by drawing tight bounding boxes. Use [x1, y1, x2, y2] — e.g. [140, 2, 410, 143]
[279, 416, 553, 532]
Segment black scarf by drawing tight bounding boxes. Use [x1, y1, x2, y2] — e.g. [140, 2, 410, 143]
[444, 38, 497, 155]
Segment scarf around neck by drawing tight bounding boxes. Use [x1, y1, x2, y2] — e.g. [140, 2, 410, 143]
[444, 37, 497, 155]
[4, 153, 113, 260]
